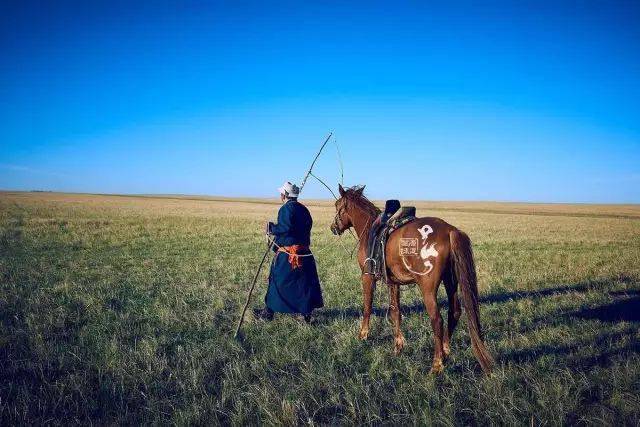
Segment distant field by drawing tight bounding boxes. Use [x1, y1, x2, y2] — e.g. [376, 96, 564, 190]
[1, 191, 640, 424]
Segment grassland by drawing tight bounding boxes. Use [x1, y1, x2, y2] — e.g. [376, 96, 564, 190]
[1, 191, 640, 425]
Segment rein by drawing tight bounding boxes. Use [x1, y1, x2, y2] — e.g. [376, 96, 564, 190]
[267, 229, 351, 259]
[350, 218, 371, 258]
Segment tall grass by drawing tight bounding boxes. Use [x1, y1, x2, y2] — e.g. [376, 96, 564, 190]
[1, 192, 639, 424]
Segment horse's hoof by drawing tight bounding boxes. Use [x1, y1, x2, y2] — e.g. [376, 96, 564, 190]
[393, 336, 406, 355]
[430, 359, 445, 374]
[358, 329, 369, 340]
[443, 343, 451, 359]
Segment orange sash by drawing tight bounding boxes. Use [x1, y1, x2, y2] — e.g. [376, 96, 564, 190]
[278, 245, 310, 270]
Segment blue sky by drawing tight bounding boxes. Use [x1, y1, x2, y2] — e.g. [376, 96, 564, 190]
[1, 1, 639, 203]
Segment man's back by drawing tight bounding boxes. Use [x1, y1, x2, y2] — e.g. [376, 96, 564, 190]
[273, 200, 312, 247]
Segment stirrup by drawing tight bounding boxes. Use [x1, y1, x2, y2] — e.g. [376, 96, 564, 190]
[364, 257, 377, 275]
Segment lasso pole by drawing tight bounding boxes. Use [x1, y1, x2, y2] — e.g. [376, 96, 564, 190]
[299, 132, 332, 192]
[234, 242, 272, 339]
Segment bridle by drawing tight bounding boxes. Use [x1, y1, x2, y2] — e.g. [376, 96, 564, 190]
[332, 202, 348, 234]
[332, 200, 359, 259]
[333, 199, 371, 243]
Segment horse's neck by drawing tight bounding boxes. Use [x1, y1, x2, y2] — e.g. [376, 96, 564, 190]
[351, 207, 375, 243]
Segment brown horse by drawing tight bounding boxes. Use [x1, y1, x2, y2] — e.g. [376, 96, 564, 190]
[330, 185, 493, 373]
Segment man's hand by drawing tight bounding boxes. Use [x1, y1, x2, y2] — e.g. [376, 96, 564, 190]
[266, 221, 274, 235]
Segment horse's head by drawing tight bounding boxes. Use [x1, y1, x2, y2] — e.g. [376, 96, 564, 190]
[330, 184, 366, 235]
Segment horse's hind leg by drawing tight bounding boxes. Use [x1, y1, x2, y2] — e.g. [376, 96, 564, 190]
[388, 283, 405, 355]
[443, 264, 461, 359]
[417, 275, 445, 373]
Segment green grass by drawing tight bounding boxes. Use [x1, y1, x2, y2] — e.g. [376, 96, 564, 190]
[1, 192, 640, 424]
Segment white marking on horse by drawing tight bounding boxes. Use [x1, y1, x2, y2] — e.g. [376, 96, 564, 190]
[418, 224, 433, 241]
[400, 223, 439, 276]
[420, 243, 439, 274]
[402, 256, 430, 275]
[420, 242, 438, 259]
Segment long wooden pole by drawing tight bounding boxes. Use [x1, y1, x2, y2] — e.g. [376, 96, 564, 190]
[234, 243, 272, 339]
[299, 132, 332, 192]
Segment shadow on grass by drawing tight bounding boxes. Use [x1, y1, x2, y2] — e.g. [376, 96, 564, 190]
[571, 297, 640, 323]
[500, 327, 640, 369]
[487, 279, 640, 371]
[317, 275, 640, 322]
[311, 275, 640, 371]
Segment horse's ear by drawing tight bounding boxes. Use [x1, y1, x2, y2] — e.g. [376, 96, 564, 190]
[356, 185, 365, 195]
[338, 184, 345, 196]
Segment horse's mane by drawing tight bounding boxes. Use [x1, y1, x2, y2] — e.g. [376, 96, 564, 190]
[342, 185, 381, 218]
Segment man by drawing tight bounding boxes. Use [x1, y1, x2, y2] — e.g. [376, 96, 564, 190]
[254, 181, 324, 322]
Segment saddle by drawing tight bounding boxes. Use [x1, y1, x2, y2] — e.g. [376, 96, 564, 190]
[365, 206, 417, 283]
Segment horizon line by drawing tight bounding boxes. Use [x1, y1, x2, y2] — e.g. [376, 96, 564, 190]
[1, 189, 639, 207]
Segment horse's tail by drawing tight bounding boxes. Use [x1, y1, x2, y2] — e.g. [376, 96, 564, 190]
[449, 229, 494, 373]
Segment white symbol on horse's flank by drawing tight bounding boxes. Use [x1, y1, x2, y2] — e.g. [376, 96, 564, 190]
[401, 223, 439, 275]
[418, 224, 433, 240]
[420, 243, 439, 274]
[399, 238, 419, 256]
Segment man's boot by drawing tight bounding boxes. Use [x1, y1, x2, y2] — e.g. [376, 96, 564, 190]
[253, 307, 274, 321]
[297, 313, 312, 324]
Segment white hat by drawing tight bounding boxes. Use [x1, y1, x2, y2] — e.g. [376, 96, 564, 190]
[278, 181, 300, 197]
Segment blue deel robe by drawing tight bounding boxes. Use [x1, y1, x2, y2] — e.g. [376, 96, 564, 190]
[266, 199, 324, 314]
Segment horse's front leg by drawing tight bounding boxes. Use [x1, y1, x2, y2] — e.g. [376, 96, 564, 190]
[358, 273, 375, 340]
[389, 283, 406, 355]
